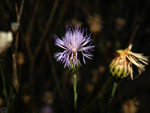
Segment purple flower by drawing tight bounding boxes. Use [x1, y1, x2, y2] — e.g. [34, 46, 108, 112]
[54, 26, 94, 68]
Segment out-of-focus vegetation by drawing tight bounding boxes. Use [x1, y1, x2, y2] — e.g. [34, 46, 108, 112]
[0, 0, 150, 113]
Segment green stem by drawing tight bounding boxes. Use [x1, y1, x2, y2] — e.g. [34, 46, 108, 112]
[105, 81, 119, 113]
[73, 74, 77, 109]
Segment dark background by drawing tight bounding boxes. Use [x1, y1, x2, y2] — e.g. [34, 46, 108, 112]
[0, 0, 150, 113]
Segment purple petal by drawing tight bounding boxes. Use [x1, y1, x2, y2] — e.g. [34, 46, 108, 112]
[79, 46, 95, 51]
[55, 38, 67, 49]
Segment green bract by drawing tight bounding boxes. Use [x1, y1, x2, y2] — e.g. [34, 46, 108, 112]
[69, 61, 80, 74]
[109, 63, 128, 79]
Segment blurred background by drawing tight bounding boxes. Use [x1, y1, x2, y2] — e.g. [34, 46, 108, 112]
[0, 0, 150, 113]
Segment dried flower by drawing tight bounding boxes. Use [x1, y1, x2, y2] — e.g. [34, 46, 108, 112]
[122, 99, 139, 113]
[109, 44, 149, 80]
[87, 14, 103, 34]
[54, 26, 94, 71]
[17, 52, 25, 66]
[43, 91, 53, 105]
[116, 18, 126, 30]
[23, 94, 31, 104]
[0, 31, 13, 54]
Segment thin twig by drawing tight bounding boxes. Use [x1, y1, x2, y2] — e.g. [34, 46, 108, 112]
[45, 42, 61, 93]
[79, 77, 112, 113]
[55, 0, 69, 29]
[45, 42, 68, 113]
[14, 0, 25, 52]
[18, 0, 25, 21]
[28, 1, 59, 112]
[61, 69, 70, 95]
[4, 0, 13, 14]
[13, 0, 25, 93]
[0, 61, 22, 113]
[27, 0, 40, 33]
[0, 61, 8, 105]
[15, 0, 25, 22]
[15, 2, 19, 23]
[25, 34, 33, 59]
[34, 0, 59, 59]
[25, 0, 40, 58]
[105, 81, 119, 113]
[12, 54, 19, 93]
[29, 57, 36, 113]
[128, 25, 139, 46]
[10, 0, 25, 111]
[14, 32, 19, 54]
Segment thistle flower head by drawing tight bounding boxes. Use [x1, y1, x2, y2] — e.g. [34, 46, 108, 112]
[109, 44, 149, 80]
[54, 26, 94, 71]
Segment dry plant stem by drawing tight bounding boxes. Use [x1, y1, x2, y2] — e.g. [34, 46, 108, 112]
[15, 0, 25, 52]
[79, 77, 112, 113]
[18, 0, 25, 21]
[5, 0, 13, 14]
[1, 62, 21, 113]
[61, 70, 70, 95]
[12, 54, 19, 93]
[29, 57, 36, 113]
[27, 0, 39, 33]
[28, 0, 58, 84]
[9, 0, 25, 111]
[13, 0, 25, 91]
[0, 62, 8, 105]
[105, 81, 119, 113]
[25, 0, 40, 58]
[45, 42, 68, 112]
[55, 0, 69, 28]
[45, 42, 61, 92]
[34, 0, 58, 59]
[128, 25, 139, 46]
[7, 88, 13, 110]
[73, 74, 77, 109]
[83, 0, 91, 16]
[26, 1, 58, 112]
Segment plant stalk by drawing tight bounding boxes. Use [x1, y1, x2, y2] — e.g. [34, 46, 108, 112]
[73, 74, 77, 109]
[105, 81, 118, 113]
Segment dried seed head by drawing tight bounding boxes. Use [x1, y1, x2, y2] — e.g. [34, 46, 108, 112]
[116, 18, 126, 30]
[109, 44, 149, 80]
[87, 14, 103, 34]
[122, 99, 139, 113]
[0, 31, 13, 54]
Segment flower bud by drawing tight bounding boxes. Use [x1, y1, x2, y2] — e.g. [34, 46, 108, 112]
[109, 56, 129, 79]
